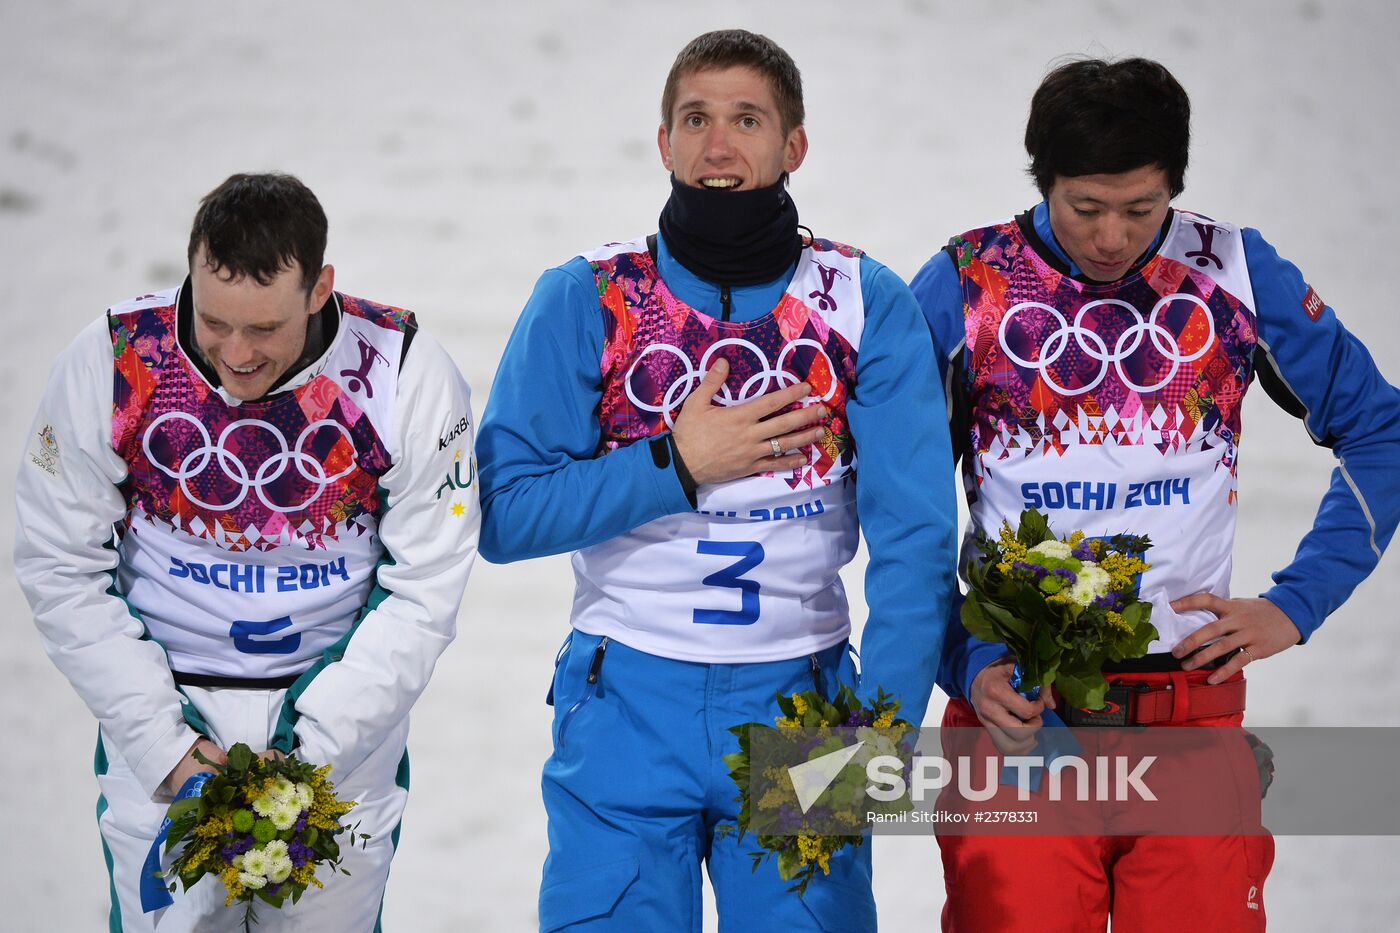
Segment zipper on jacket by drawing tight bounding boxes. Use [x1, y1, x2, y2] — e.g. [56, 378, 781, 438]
[720, 284, 732, 321]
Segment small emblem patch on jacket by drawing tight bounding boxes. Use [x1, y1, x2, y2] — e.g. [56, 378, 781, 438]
[27, 423, 62, 480]
[1302, 285, 1325, 322]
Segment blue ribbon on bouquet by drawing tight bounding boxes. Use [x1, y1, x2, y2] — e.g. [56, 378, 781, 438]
[999, 664, 1082, 793]
[139, 771, 213, 913]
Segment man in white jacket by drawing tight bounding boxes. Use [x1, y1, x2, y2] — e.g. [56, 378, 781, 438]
[14, 172, 479, 931]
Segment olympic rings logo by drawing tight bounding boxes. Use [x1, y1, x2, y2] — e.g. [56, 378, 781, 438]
[997, 294, 1216, 396]
[624, 338, 838, 427]
[141, 411, 357, 513]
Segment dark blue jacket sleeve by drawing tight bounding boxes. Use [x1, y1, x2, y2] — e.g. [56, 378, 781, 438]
[476, 258, 693, 562]
[848, 257, 960, 725]
[1244, 228, 1400, 638]
[909, 250, 1007, 699]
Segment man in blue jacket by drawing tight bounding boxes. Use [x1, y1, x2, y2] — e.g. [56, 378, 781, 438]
[477, 29, 958, 933]
[911, 57, 1400, 932]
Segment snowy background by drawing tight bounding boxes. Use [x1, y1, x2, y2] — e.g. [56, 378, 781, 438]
[3, 1, 1398, 929]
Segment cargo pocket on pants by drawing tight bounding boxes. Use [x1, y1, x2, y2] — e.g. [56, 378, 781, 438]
[538, 855, 640, 931]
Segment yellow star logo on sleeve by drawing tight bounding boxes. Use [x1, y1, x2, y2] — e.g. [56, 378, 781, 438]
[450, 502, 466, 517]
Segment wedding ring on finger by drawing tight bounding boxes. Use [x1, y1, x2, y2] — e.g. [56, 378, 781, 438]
[770, 438, 784, 458]
[1240, 645, 1256, 664]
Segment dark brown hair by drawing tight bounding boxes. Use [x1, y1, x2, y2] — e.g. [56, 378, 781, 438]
[187, 173, 327, 293]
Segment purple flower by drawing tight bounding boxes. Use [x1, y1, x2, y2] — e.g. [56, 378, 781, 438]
[219, 835, 255, 863]
[776, 805, 804, 833]
[266, 883, 282, 895]
[294, 814, 308, 833]
[1051, 567, 1078, 584]
[1013, 561, 1049, 578]
[1072, 542, 1094, 561]
[1094, 593, 1126, 612]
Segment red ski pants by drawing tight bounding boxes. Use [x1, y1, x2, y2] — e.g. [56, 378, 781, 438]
[937, 670, 1274, 932]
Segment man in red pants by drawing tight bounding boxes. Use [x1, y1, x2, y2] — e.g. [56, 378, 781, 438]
[910, 57, 1400, 930]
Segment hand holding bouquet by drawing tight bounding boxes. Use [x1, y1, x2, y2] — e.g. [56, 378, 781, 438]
[146, 743, 367, 929]
[962, 508, 1157, 710]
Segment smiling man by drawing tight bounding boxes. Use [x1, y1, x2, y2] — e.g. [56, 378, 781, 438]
[911, 58, 1400, 931]
[476, 29, 957, 932]
[15, 173, 479, 931]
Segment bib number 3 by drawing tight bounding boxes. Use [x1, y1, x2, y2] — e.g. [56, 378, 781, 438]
[693, 541, 764, 626]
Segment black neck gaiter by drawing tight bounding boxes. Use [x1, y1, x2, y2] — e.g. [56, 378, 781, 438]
[657, 174, 801, 286]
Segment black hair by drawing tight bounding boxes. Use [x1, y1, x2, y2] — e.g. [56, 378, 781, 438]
[1025, 57, 1190, 197]
[187, 173, 327, 293]
[661, 29, 804, 136]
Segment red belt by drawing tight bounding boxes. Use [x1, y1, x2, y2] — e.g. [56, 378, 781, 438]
[1053, 673, 1247, 726]
[1122, 675, 1247, 724]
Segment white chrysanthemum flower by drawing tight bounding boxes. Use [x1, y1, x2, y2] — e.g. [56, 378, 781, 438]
[1067, 565, 1111, 607]
[239, 871, 268, 890]
[242, 848, 272, 877]
[270, 801, 300, 831]
[1079, 565, 1111, 597]
[1068, 580, 1096, 606]
[267, 856, 294, 884]
[252, 793, 279, 817]
[262, 840, 289, 861]
[1030, 540, 1073, 560]
[232, 854, 245, 869]
[293, 783, 314, 810]
[270, 777, 297, 802]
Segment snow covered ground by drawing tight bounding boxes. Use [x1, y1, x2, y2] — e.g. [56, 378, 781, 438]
[2, 1, 1397, 929]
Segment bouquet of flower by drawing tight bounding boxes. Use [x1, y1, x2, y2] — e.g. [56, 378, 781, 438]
[720, 687, 913, 897]
[154, 743, 367, 928]
[963, 508, 1157, 710]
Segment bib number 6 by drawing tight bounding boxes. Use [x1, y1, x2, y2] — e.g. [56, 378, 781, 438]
[230, 615, 302, 655]
[693, 540, 764, 626]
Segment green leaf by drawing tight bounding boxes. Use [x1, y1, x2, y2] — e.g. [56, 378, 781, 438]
[191, 747, 221, 769]
[960, 596, 999, 643]
[1018, 508, 1051, 546]
[979, 601, 1031, 650]
[1054, 666, 1109, 711]
[1013, 586, 1057, 632]
[776, 846, 801, 881]
[227, 743, 254, 772]
[166, 797, 203, 823]
[1033, 621, 1061, 663]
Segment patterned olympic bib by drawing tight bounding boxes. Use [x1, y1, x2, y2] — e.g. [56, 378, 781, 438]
[108, 287, 414, 678]
[570, 238, 867, 662]
[951, 209, 1259, 651]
